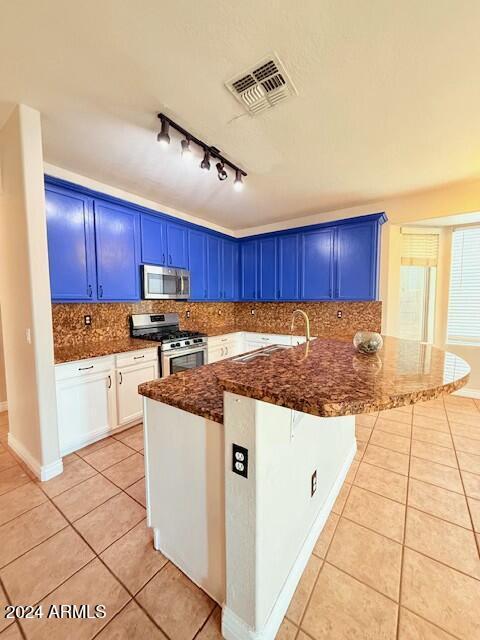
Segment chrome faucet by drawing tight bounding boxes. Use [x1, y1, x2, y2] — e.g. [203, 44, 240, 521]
[290, 309, 311, 342]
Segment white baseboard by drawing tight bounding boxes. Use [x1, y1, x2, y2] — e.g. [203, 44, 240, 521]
[7, 433, 63, 481]
[222, 440, 357, 640]
[0, 401, 7, 412]
[454, 388, 480, 400]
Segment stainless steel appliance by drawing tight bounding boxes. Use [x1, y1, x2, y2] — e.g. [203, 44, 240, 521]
[142, 265, 190, 300]
[130, 313, 207, 378]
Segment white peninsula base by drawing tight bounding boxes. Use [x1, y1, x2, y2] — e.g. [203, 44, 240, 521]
[143, 392, 356, 640]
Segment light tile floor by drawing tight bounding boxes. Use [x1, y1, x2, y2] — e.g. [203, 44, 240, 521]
[0, 396, 480, 639]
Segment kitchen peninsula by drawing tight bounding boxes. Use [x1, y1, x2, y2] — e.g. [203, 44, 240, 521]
[139, 336, 470, 640]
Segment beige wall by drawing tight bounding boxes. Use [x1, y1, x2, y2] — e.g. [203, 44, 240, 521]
[0, 314, 7, 407]
[0, 105, 60, 475]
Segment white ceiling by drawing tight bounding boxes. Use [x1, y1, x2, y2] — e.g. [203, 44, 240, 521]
[1, 0, 480, 230]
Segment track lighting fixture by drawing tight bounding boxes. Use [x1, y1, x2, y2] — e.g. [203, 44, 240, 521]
[181, 137, 192, 159]
[200, 150, 211, 170]
[216, 162, 228, 181]
[157, 116, 170, 146]
[233, 169, 244, 191]
[156, 113, 246, 190]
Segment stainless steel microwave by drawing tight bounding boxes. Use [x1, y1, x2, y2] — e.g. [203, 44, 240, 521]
[141, 265, 190, 299]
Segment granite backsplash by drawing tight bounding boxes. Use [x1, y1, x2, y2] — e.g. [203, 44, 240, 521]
[52, 301, 382, 348]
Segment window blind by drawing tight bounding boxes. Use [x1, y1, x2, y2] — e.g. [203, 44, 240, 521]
[401, 233, 439, 266]
[447, 227, 480, 345]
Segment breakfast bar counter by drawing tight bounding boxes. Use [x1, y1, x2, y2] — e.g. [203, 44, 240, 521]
[138, 335, 470, 421]
[138, 337, 469, 640]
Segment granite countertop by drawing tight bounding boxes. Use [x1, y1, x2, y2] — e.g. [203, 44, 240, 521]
[54, 338, 159, 364]
[138, 336, 470, 423]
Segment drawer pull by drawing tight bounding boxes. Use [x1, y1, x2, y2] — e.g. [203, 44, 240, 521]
[133, 355, 145, 360]
[107, 375, 112, 389]
[78, 365, 94, 371]
[119, 372, 123, 385]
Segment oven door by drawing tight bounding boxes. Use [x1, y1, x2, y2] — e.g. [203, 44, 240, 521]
[161, 347, 207, 377]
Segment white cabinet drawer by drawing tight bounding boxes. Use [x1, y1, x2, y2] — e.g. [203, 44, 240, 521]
[207, 332, 242, 346]
[115, 348, 158, 369]
[55, 355, 115, 381]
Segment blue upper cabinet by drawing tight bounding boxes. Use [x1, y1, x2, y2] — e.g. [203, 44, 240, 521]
[45, 176, 386, 304]
[207, 235, 222, 299]
[258, 237, 277, 300]
[222, 239, 239, 300]
[166, 223, 188, 268]
[335, 221, 379, 300]
[94, 200, 140, 301]
[277, 234, 299, 300]
[240, 240, 258, 300]
[188, 229, 207, 300]
[141, 215, 187, 269]
[300, 228, 334, 300]
[141, 214, 166, 266]
[45, 184, 96, 301]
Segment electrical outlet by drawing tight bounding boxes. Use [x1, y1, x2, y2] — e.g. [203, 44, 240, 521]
[251, 308, 255, 315]
[337, 310, 343, 319]
[186, 310, 190, 319]
[232, 444, 248, 478]
[84, 315, 92, 326]
[311, 470, 317, 497]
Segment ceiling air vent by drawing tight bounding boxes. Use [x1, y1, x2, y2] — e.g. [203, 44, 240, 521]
[225, 53, 297, 116]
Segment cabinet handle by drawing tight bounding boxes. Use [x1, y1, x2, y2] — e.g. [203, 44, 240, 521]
[133, 355, 145, 360]
[88, 284, 92, 298]
[204, 289, 207, 298]
[169, 254, 172, 264]
[277, 289, 280, 298]
[99, 285, 103, 298]
[225, 346, 228, 355]
[78, 365, 94, 371]
[107, 375, 112, 388]
[221, 347, 224, 357]
[119, 371, 123, 385]
[162, 253, 165, 264]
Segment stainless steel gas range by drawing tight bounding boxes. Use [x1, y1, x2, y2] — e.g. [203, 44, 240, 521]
[130, 313, 207, 378]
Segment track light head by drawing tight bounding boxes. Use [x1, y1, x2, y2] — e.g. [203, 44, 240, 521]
[181, 137, 192, 159]
[233, 169, 244, 191]
[200, 149, 211, 170]
[157, 117, 170, 146]
[216, 162, 228, 181]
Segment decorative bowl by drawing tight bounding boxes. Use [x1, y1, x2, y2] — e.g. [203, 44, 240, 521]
[353, 331, 383, 354]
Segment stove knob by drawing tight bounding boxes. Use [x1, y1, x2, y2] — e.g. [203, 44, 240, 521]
[185, 341, 190, 346]
[175, 342, 181, 347]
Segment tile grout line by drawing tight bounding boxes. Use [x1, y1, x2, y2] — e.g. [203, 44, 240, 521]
[395, 398, 413, 640]
[23, 474, 173, 639]
[3, 422, 173, 639]
[443, 398, 480, 559]
[290, 413, 374, 639]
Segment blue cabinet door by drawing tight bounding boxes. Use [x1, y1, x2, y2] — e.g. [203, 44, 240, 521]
[240, 240, 258, 300]
[167, 223, 188, 268]
[335, 221, 378, 300]
[188, 229, 207, 299]
[278, 234, 299, 300]
[221, 239, 238, 300]
[258, 237, 277, 300]
[94, 201, 140, 301]
[45, 185, 96, 301]
[207, 235, 221, 299]
[300, 229, 334, 300]
[141, 214, 166, 266]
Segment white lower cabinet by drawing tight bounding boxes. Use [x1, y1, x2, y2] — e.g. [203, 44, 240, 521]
[208, 331, 310, 364]
[56, 356, 117, 455]
[116, 358, 158, 426]
[55, 348, 158, 455]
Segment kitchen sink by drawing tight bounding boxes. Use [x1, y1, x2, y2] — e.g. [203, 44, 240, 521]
[233, 344, 293, 363]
